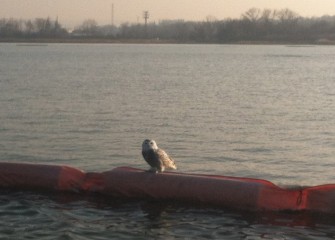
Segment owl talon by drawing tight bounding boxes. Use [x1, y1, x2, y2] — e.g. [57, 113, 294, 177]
[147, 168, 158, 173]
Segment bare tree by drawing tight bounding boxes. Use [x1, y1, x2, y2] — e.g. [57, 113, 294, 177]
[242, 8, 262, 22]
[275, 8, 299, 23]
[74, 19, 99, 36]
[260, 9, 275, 23]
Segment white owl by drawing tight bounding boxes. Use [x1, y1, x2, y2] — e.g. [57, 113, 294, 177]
[141, 139, 177, 173]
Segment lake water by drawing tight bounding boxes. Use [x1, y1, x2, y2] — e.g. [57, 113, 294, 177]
[1, 43, 335, 239]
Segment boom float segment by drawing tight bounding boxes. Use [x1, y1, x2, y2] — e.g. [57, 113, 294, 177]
[1, 163, 335, 213]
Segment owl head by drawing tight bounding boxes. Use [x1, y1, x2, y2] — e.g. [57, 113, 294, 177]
[142, 139, 158, 151]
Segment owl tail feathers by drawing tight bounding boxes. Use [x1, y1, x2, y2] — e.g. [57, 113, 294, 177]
[167, 159, 177, 170]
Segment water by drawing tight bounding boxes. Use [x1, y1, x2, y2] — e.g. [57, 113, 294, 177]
[1, 43, 335, 239]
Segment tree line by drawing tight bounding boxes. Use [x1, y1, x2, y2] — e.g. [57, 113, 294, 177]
[1, 8, 335, 43]
[0, 17, 67, 38]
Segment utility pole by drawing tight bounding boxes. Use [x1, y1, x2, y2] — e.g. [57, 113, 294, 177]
[143, 11, 149, 26]
[111, 3, 114, 26]
[143, 11, 149, 38]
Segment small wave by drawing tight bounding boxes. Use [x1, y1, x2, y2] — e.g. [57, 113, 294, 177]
[233, 148, 272, 153]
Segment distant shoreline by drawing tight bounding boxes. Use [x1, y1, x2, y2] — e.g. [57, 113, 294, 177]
[0, 38, 179, 44]
[1, 38, 335, 45]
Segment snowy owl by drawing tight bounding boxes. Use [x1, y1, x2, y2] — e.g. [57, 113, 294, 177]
[141, 139, 177, 173]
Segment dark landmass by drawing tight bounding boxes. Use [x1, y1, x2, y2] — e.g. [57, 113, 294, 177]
[0, 37, 179, 44]
[2, 8, 335, 45]
[1, 37, 334, 45]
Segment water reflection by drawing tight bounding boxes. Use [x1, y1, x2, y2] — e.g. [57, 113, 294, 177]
[1, 190, 335, 239]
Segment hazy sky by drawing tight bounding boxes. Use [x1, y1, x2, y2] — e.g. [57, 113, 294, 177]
[2, 0, 335, 28]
